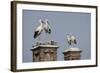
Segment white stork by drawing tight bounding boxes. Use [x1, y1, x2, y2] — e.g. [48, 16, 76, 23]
[71, 35, 77, 44]
[44, 19, 51, 34]
[34, 19, 44, 39]
[66, 34, 72, 45]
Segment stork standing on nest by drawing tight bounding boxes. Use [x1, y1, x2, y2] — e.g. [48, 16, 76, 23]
[33, 19, 45, 45]
[44, 19, 51, 41]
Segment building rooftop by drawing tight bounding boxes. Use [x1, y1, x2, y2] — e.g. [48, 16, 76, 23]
[33, 44, 59, 49]
[64, 47, 82, 53]
[33, 40, 58, 47]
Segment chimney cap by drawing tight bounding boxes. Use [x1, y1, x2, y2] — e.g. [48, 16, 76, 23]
[63, 47, 82, 53]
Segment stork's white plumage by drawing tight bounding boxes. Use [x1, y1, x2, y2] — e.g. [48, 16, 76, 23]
[44, 19, 51, 34]
[34, 19, 44, 38]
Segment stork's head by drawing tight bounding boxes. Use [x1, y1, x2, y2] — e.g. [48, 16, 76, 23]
[45, 19, 49, 23]
[39, 19, 45, 25]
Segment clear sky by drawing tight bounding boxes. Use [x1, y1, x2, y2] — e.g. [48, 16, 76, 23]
[22, 10, 91, 62]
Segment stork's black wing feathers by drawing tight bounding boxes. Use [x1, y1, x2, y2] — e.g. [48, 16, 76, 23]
[34, 31, 39, 38]
[68, 40, 71, 45]
[48, 28, 51, 34]
[74, 40, 77, 44]
[44, 27, 51, 34]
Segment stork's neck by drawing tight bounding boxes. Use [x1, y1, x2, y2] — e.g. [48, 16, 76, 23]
[41, 23, 43, 27]
[45, 19, 48, 24]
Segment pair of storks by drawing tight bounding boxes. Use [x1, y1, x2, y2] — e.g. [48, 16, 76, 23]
[33, 19, 77, 45]
[66, 34, 77, 45]
[34, 19, 51, 39]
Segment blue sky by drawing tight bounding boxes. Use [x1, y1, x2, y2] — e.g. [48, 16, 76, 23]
[22, 10, 91, 62]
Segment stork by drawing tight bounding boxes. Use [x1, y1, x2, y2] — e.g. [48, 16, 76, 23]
[44, 19, 51, 34]
[43, 19, 51, 41]
[71, 35, 77, 44]
[66, 34, 72, 45]
[34, 19, 44, 39]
